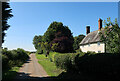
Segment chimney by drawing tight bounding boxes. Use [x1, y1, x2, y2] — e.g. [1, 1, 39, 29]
[98, 18, 103, 31]
[86, 26, 90, 35]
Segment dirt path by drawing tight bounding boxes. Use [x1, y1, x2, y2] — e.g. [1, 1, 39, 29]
[14, 54, 48, 81]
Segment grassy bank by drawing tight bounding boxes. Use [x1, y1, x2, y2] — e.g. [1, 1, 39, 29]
[36, 53, 63, 76]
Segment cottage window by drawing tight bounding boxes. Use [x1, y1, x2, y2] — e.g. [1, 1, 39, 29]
[82, 45, 84, 47]
[88, 44, 90, 46]
[97, 42, 100, 46]
[98, 51, 101, 53]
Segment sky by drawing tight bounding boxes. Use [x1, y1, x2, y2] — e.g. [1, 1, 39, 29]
[2, 2, 118, 51]
[10, 0, 120, 2]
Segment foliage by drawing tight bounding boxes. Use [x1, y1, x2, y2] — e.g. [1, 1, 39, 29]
[43, 22, 74, 53]
[51, 32, 74, 53]
[43, 22, 73, 43]
[2, 2, 13, 43]
[33, 35, 45, 54]
[73, 34, 85, 50]
[54, 52, 120, 79]
[36, 47, 43, 54]
[2, 48, 29, 70]
[51, 43, 58, 52]
[33, 35, 43, 50]
[75, 49, 82, 53]
[54, 53, 82, 71]
[99, 17, 120, 53]
[33, 21, 74, 53]
[2, 67, 20, 81]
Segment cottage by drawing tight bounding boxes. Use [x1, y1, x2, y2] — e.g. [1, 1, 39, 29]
[80, 18, 105, 53]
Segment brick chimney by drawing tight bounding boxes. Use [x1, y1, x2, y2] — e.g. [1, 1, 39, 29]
[98, 18, 103, 31]
[86, 26, 90, 35]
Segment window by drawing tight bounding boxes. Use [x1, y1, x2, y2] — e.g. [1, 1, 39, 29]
[82, 45, 84, 47]
[88, 44, 90, 46]
[97, 42, 100, 46]
[98, 51, 101, 53]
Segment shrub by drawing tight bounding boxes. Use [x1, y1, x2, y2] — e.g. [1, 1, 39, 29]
[2, 48, 29, 70]
[54, 52, 120, 79]
[75, 53, 120, 78]
[54, 53, 80, 71]
[75, 49, 82, 53]
[2, 54, 9, 69]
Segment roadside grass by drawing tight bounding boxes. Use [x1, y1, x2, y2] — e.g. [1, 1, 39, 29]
[36, 53, 63, 76]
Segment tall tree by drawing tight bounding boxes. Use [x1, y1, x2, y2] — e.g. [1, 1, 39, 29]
[43, 21, 74, 53]
[33, 35, 43, 50]
[43, 22, 74, 43]
[99, 17, 120, 53]
[2, 2, 13, 43]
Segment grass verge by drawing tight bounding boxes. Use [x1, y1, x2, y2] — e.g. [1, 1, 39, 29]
[36, 53, 63, 76]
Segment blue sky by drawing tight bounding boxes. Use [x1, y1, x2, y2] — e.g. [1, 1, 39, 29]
[2, 2, 118, 51]
[10, 0, 120, 2]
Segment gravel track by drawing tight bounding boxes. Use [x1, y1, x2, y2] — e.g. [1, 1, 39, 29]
[13, 54, 48, 81]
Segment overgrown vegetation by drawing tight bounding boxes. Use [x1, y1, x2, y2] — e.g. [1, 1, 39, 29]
[100, 17, 120, 53]
[2, 48, 29, 81]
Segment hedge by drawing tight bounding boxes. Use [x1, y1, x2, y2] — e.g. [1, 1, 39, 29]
[54, 52, 120, 78]
[2, 48, 29, 70]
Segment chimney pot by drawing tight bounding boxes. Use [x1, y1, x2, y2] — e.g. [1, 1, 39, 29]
[86, 26, 90, 35]
[98, 18, 103, 31]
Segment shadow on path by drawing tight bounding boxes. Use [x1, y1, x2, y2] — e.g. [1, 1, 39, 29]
[13, 72, 58, 81]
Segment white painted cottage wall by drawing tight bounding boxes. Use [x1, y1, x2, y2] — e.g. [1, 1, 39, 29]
[80, 42, 105, 53]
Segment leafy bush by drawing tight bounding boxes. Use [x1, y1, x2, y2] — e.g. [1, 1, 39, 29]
[75, 49, 82, 53]
[54, 53, 81, 71]
[2, 48, 29, 70]
[76, 53, 120, 77]
[54, 52, 120, 79]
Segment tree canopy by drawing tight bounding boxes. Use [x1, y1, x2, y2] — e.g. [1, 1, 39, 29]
[99, 17, 120, 53]
[2, 2, 13, 43]
[51, 32, 74, 53]
[33, 21, 74, 53]
[33, 35, 43, 50]
[43, 22, 74, 43]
